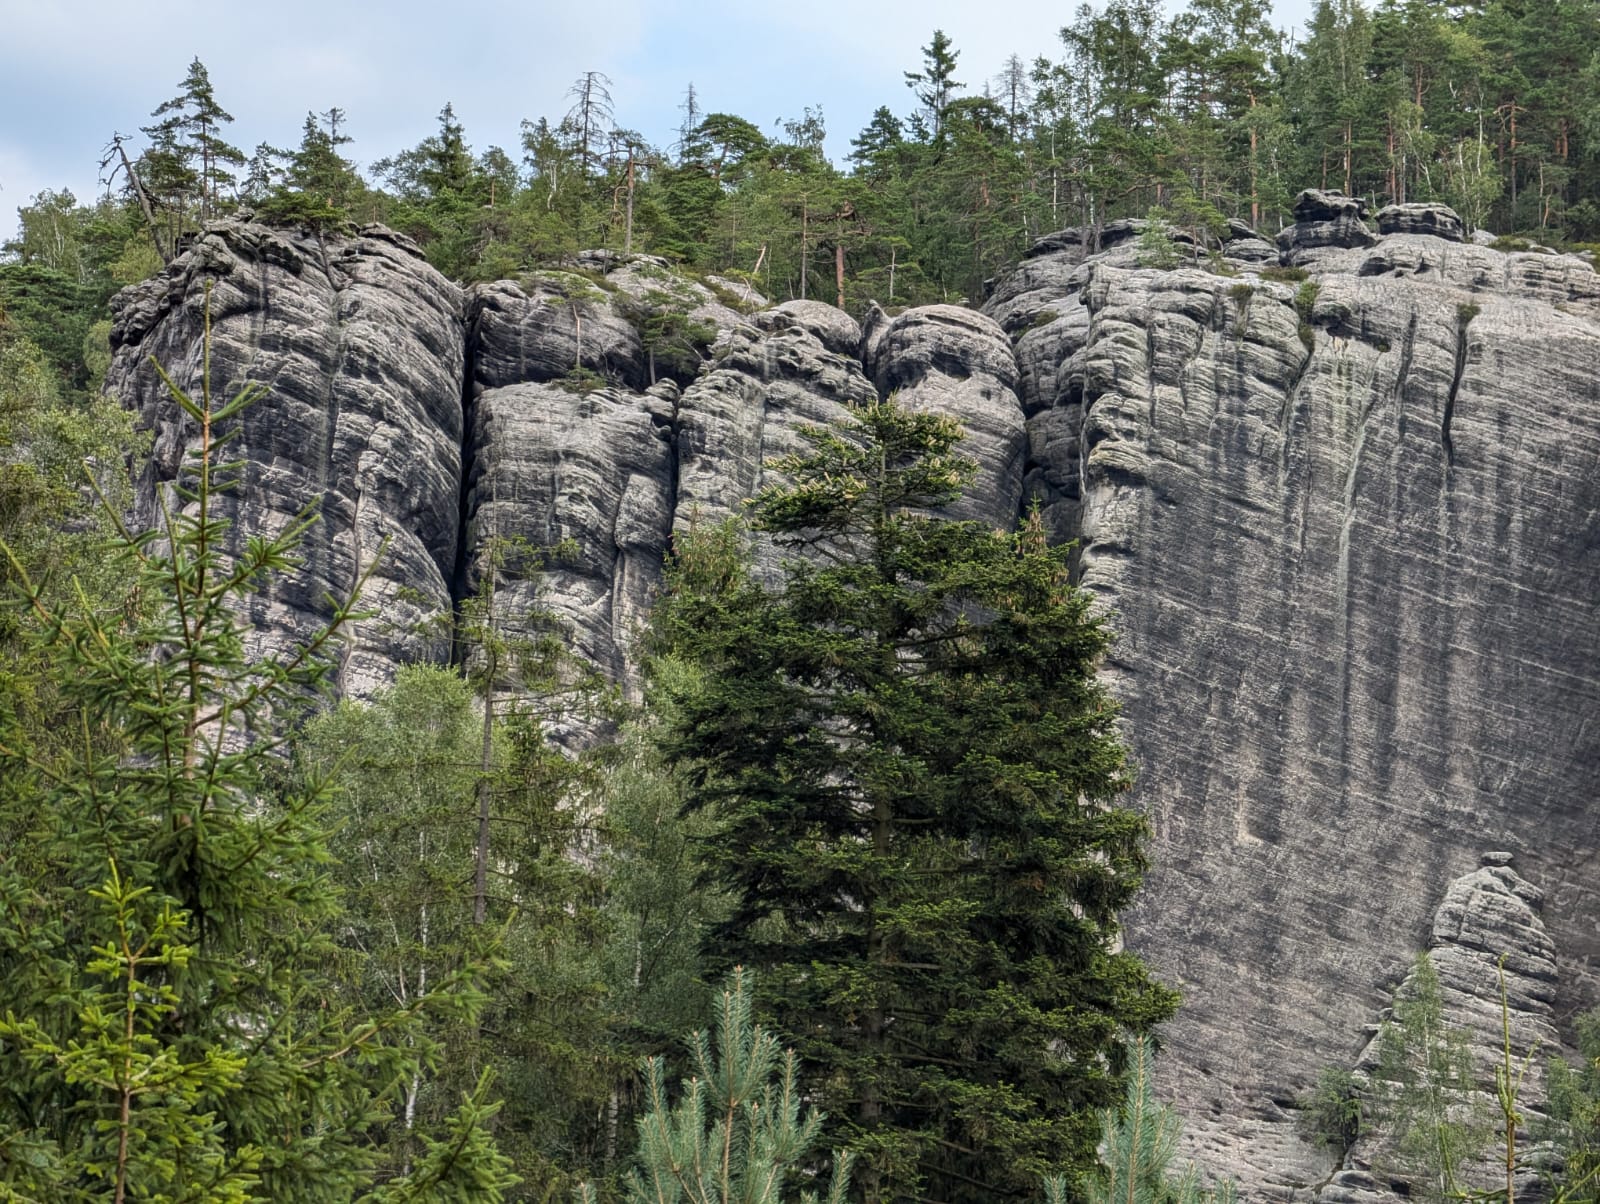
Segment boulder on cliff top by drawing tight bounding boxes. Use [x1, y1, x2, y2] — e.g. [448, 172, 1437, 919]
[1279, 188, 1378, 258]
[1376, 202, 1467, 242]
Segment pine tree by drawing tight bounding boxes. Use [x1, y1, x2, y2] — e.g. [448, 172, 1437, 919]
[258, 111, 363, 228]
[141, 58, 245, 238]
[1058, 1036, 1236, 1204]
[0, 291, 516, 1202]
[371, 104, 492, 278]
[578, 968, 854, 1204]
[652, 400, 1178, 1202]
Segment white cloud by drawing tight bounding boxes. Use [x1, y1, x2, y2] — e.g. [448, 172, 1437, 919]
[0, 0, 1318, 241]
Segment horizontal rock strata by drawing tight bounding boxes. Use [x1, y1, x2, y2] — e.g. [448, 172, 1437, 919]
[986, 199, 1600, 1197]
[108, 207, 1600, 1198]
[108, 221, 465, 697]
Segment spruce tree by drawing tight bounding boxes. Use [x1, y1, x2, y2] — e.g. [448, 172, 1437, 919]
[0, 293, 516, 1202]
[652, 400, 1178, 1202]
[904, 30, 964, 139]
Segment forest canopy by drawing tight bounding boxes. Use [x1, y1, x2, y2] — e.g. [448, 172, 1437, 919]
[7, 0, 1600, 337]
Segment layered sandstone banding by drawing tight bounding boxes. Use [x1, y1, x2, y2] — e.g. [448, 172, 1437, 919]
[108, 208, 1600, 1197]
[987, 199, 1600, 1196]
[108, 221, 465, 697]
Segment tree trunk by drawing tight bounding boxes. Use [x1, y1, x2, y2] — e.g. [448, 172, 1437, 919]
[799, 196, 809, 300]
[1249, 91, 1260, 229]
[1344, 120, 1353, 195]
[474, 612, 496, 925]
[624, 151, 635, 254]
[109, 138, 171, 265]
[835, 217, 846, 310]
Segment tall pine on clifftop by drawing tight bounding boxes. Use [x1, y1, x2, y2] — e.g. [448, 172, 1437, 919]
[652, 401, 1178, 1202]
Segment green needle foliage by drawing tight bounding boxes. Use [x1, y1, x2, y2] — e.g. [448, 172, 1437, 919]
[1056, 1036, 1234, 1204]
[1076, 1036, 1184, 1204]
[1372, 953, 1492, 1202]
[1546, 1006, 1600, 1202]
[0, 291, 516, 1202]
[581, 967, 853, 1204]
[652, 399, 1178, 1201]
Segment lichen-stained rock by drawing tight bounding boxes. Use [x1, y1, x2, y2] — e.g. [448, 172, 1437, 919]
[106, 220, 466, 697]
[462, 380, 675, 688]
[865, 304, 1026, 529]
[765, 299, 863, 358]
[584, 253, 753, 353]
[984, 229, 1600, 1200]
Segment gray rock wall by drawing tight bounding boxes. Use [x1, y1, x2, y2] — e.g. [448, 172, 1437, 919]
[106, 209, 1600, 1198]
[107, 221, 465, 698]
[986, 203, 1600, 1197]
[110, 225, 1027, 699]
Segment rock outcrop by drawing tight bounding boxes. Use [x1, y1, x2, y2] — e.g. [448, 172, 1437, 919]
[1315, 854, 1559, 1204]
[107, 221, 466, 698]
[988, 202, 1600, 1197]
[106, 208, 1600, 1199]
[1376, 202, 1467, 242]
[1279, 188, 1379, 260]
[865, 304, 1025, 529]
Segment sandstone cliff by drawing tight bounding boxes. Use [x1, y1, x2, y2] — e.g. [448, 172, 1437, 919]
[984, 193, 1600, 1197]
[105, 196, 1600, 1197]
[107, 221, 465, 698]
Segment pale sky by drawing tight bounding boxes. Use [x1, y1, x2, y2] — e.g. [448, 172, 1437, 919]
[0, 0, 1317, 243]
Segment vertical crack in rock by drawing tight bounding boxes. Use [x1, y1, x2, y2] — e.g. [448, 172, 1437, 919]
[1442, 310, 1471, 471]
[449, 292, 483, 652]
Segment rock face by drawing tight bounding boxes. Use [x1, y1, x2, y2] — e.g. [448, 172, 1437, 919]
[1279, 188, 1379, 260]
[109, 225, 1027, 699]
[106, 215, 1600, 1198]
[865, 304, 1025, 528]
[988, 213, 1600, 1197]
[107, 221, 466, 697]
[1316, 854, 1559, 1204]
[1376, 202, 1467, 242]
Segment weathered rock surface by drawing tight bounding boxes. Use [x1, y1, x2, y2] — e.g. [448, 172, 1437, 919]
[987, 219, 1600, 1198]
[468, 272, 647, 393]
[1314, 855, 1559, 1203]
[866, 304, 1025, 528]
[462, 380, 675, 686]
[107, 220, 466, 697]
[108, 216, 1600, 1201]
[1376, 202, 1467, 242]
[1279, 188, 1379, 260]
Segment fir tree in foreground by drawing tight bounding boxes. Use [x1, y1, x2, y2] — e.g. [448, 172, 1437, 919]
[652, 400, 1179, 1201]
[0, 293, 516, 1201]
